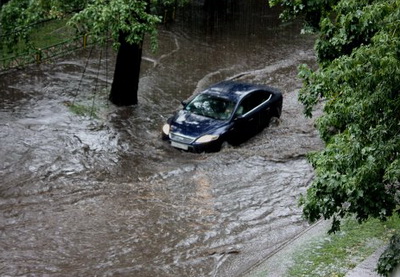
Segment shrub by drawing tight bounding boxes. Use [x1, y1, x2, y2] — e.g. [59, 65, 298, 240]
[377, 233, 400, 276]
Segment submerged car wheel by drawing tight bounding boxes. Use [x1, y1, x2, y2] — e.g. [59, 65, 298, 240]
[273, 106, 282, 118]
[220, 141, 230, 151]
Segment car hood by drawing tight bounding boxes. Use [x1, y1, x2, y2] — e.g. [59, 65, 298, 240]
[169, 110, 227, 138]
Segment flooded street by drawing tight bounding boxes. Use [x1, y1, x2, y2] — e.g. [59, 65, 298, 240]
[0, 1, 323, 276]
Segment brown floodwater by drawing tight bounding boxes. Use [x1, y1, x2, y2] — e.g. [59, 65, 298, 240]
[0, 1, 323, 276]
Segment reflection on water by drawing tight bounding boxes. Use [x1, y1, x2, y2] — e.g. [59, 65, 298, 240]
[0, 1, 322, 276]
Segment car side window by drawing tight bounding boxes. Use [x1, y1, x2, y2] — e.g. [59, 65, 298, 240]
[235, 91, 271, 116]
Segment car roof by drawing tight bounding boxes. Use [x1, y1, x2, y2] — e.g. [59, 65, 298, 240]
[201, 81, 273, 102]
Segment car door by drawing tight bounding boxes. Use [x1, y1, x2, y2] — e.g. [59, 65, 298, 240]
[255, 90, 273, 128]
[230, 91, 265, 141]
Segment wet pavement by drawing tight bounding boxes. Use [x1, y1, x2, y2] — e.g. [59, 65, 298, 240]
[0, 1, 324, 276]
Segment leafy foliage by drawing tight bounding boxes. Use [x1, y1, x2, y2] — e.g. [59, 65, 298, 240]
[270, 0, 400, 233]
[0, 0, 189, 53]
[268, 0, 339, 32]
[377, 232, 400, 276]
[68, 0, 161, 49]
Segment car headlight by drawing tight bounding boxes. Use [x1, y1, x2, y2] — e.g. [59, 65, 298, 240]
[195, 134, 219, 143]
[162, 124, 170, 135]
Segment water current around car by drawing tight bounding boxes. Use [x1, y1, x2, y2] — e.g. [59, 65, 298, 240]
[0, 1, 324, 276]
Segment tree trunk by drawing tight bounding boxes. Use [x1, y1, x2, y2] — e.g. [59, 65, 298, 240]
[109, 33, 143, 106]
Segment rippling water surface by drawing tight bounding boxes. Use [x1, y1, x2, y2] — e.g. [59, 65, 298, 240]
[0, 1, 323, 276]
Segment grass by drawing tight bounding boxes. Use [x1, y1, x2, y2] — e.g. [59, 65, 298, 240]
[66, 102, 98, 118]
[29, 18, 75, 49]
[288, 216, 400, 277]
[63, 87, 110, 118]
[0, 17, 76, 65]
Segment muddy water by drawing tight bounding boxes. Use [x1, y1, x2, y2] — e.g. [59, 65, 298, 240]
[0, 1, 323, 276]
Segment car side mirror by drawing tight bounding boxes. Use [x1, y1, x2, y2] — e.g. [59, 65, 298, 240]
[181, 100, 188, 106]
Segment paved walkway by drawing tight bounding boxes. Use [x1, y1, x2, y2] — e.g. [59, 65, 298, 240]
[345, 247, 384, 277]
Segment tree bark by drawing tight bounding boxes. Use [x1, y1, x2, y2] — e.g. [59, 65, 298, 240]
[109, 33, 143, 106]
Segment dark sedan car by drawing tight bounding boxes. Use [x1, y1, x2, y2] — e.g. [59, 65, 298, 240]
[162, 81, 282, 152]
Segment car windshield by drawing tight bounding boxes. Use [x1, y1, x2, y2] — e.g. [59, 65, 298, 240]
[185, 94, 236, 120]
